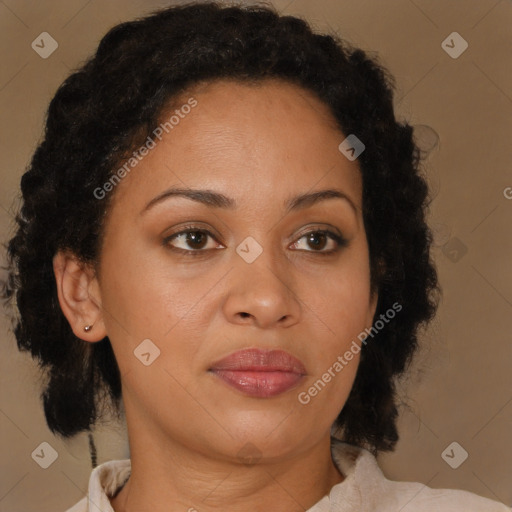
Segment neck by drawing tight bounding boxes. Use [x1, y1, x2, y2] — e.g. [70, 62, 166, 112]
[110, 428, 344, 512]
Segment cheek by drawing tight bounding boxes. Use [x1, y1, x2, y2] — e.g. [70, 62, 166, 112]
[99, 230, 185, 332]
[310, 250, 372, 351]
[331, 276, 371, 341]
[297, 264, 370, 417]
[97, 235, 219, 374]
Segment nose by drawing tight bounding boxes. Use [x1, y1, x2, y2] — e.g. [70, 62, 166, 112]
[222, 246, 301, 329]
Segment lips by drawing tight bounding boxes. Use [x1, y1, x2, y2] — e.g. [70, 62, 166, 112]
[209, 348, 307, 398]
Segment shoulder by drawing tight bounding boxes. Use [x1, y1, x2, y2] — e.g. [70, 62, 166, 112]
[329, 439, 510, 511]
[63, 459, 131, 512]
[380, 478, 511, 511]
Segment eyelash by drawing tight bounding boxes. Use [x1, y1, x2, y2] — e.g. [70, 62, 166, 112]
[162, 225, 348, 256]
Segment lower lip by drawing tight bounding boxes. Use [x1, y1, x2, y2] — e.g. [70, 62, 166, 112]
[210, 370, 305, 398]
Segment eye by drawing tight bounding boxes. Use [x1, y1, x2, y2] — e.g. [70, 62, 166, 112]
[163, 226, 347, 256]
[163, 227, 222, 255]
[290, 229, 347, 254]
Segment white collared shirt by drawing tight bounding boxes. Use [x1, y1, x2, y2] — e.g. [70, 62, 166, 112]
[65, 438, 510, 511]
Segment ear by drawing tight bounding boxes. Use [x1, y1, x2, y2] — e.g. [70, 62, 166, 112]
[52, 250, 107, 342]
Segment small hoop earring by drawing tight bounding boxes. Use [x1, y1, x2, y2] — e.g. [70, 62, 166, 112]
[84, 325, 93, 332]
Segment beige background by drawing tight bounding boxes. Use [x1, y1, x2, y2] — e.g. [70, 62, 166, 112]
[1, 0, 511, 510]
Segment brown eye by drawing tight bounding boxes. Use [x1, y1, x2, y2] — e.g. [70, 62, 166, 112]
[305, 232, 328, 250]
[290, 230, 347, 254]
[182, 231, 208, 249]
[164, 228, 221, 254]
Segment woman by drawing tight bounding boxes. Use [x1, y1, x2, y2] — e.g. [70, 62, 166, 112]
[2, 2, 509, 511]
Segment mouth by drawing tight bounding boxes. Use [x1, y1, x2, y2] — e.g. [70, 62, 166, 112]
[208, 348, 307, 398]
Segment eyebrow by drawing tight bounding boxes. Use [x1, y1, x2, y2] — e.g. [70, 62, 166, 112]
[140, 187, 358, 215]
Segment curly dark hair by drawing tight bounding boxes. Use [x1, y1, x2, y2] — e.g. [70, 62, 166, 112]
[1, 0, 439, 454]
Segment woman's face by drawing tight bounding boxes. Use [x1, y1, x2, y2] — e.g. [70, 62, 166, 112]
[94, 79, 378, 462]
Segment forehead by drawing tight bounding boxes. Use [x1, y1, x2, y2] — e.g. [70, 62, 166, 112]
[109, 78, 363, 215]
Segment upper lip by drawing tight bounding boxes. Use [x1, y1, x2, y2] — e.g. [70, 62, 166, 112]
[209, 348, 307, 374]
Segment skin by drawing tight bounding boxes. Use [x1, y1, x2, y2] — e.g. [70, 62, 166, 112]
[53, 79, 378, 512]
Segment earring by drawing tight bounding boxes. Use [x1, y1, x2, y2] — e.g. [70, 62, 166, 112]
[84, 325, 93, 332]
